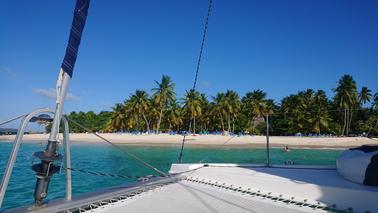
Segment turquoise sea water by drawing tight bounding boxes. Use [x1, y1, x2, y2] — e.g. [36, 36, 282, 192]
[0, 142, 343, 210]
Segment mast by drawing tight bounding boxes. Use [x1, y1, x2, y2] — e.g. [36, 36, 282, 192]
[32, 0, 90, 206]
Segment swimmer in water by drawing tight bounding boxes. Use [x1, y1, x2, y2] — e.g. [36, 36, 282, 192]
[283, 146, 289, 152]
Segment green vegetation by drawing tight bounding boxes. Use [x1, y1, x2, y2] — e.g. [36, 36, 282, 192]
[63, 111, 112, 133]
[62, 74, 378, 136]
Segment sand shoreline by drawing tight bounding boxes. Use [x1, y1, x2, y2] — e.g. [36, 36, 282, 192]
[1, 133, 377, 149]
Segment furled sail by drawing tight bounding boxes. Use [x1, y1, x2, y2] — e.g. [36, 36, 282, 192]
[61, 0, 90, 77]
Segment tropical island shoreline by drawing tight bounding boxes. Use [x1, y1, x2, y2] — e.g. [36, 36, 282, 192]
[0, 134, 377, 149]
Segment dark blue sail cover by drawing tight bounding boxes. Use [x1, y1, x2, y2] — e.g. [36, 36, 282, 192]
[61, 0, 90, 77]
[364, 154, 378, 186]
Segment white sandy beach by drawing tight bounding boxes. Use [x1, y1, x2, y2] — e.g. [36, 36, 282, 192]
[0, 133, 377, 149]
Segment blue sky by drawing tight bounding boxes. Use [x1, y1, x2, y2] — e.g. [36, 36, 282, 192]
[1, 0, 378, 129]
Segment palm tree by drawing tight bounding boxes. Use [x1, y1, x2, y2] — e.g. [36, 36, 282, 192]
[243, 90, 268, 117]
[166, 101, 183, 131]
[224, 90, 240, 133]
[198, 93, 211, 132]
[333, 75, 358, 136]
[212, 93, 226, 132]
[107, 103, 127, 132]
[96, 111, 112, 132]
[309, 90, 331, 134]
[280, 95, 299, 133]
[242, 90, 269, 133]
[183, 89, 202, 133]
[151, 75, 176, 133]
[129, 90, 151, 132]
[280, 90, 314, 134]
[359, 86, 372, 105]
[148, 103, 160, 131]
[373, 91, 378, 111]
[301, 89, 317, 132]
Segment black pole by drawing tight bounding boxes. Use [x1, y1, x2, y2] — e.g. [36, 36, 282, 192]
[266, 114, 270, 167]
[178, 135, 187, 163]
[32, 141, 62, 206]
[178, 118, 192, 163]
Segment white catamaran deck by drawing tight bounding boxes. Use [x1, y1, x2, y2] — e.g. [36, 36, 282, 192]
[5, 164, 378, 213]
[93, 177, 322, 213]
[62, 164, 378, 213]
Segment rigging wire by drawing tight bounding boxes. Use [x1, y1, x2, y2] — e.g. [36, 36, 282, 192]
[0, 113, 28, 126]
[192, 0, 213, 90]
[197, 135, 237, 163]
[65, 116, 168, 177]
[178, 0, 213, 163]
[61, 165, 156, 180]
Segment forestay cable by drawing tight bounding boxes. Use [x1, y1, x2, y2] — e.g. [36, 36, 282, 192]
[178, 0, 213, 163]
[61, 165, 156, 180]
[192, 0, 213, 90]
[0, 114, 28, 126]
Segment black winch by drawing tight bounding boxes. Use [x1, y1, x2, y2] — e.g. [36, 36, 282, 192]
[31, 141, 63, 206]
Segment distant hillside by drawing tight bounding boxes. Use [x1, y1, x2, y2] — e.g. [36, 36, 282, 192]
[0, 128, 18, 135]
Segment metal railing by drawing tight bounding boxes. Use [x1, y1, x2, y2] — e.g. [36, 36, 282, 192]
[0, 108, 72, 208]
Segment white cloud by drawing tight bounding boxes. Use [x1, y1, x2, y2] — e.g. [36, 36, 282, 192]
[0, 67, 18, 78]
[33, 88, 79, 101]
[66, 92, 79, 101]
[201, 81, 211, 88]
[33, 88, 55, 99]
